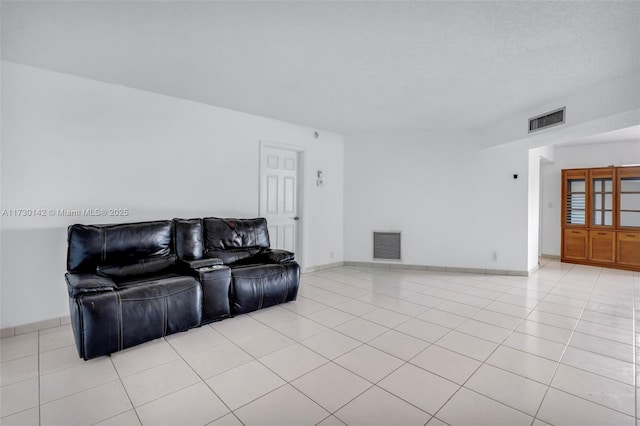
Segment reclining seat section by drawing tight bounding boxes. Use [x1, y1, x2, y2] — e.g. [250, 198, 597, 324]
[205, 217, 300, 314]
[176, 217, 300, 315]
[66, 220, 202, 360]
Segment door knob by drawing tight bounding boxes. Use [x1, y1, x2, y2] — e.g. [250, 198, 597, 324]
[292, 216, 300, 221]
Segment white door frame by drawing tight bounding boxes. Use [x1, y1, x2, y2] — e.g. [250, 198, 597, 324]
[258, 140, 305, 269]
[538, 160, 544, 258]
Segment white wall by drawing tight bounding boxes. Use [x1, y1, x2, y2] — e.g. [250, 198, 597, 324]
[344, 70, 639, 275]
[344, 131, 530, 272]
[0, 61, 344, 328]
[540, 140, 640, 256]
[527, 145, 555, 270]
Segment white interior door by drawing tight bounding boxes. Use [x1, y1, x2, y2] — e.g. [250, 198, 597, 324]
[259, 144, 300, 254]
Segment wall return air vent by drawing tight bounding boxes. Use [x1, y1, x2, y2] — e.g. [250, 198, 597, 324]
[373, 231, 401, 260]
[529, 107, 565, 133]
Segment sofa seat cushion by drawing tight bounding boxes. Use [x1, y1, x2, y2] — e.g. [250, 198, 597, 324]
[115, 272, 186, 288]
[206, 248, 262, 265]
[230, 249, 295, 266]
[230, 263, 299, 315]
[97, 254, 177, 282]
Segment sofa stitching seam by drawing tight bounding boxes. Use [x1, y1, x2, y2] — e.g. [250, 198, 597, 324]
[77, 297, 85, 359]
[163, 295, 167, 337]
[101, 228, 106, 265]
[282, 266, 289, 303]
[115, 291, 123, 351]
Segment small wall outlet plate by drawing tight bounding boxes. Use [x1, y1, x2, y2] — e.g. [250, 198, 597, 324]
[317, 178, 324, 187]
[317, 170, 323, 178]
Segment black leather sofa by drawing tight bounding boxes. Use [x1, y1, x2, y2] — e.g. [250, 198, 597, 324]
[66, 217, 299, 360]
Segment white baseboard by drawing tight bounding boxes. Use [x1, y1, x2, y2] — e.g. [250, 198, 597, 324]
[343, 261, 530, 276]
[302, 261, 345, 273]
[540, 254, 560, 260]
[1, 315, 71, 338]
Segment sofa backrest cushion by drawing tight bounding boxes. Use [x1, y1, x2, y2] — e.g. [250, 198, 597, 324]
[67, 220, 173, 273]
[203, 218, 270, 251]
[174, 218, 204, 260]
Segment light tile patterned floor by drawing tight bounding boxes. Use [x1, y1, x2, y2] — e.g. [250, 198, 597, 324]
[1, 260, 639, 425]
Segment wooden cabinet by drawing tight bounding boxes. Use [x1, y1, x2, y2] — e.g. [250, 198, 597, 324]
[561, 166, 640, 271]
[563, 229, 588, 260]
[589, 231, 615, 263]
[617, 231, 640, 268]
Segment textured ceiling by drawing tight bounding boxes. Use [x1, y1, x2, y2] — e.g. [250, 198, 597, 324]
[562, 125, 640, 146]
[2, 1, 639, 134]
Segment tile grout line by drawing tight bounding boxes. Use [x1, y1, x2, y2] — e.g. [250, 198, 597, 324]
[165, 329, 249, 426]
[5, 262, 634, 425]
[37, 376, 123, 409]
[95, 356, 142, 426]
[422, 263, 576, 425]
[289, 359, 377, 422]
[633, 274, 637, 421]
[151, 268, 640, 418]
[308, 275, 622, 420]
[336, 265, 628, 342]
[38, 328, 41, 426]
[42, 331, 243, 424]
[229, 277, 464, 423]
[410, 276, 640, 390]
[308, 267, 628, 339]
[206, 317, 384, 423]
[316, 267, 580, 316]
[211, 267, 639, 423]
[530, 266, 607, 424]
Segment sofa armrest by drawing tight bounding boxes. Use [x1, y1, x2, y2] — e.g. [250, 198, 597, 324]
[65, 273, 116, 298]
[175, 258, 231, 324]
[177, 258, 224, 270]
[260, 249, 295, 264]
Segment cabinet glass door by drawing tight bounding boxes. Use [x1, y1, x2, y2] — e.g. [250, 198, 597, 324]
[620, 176, 640, 228]
[566, 178, 586, 225]
[592, 177, 613, 226]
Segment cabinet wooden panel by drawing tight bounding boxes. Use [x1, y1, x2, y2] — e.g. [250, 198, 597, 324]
[563, 229, 588, 260]
[617, 232, 640, 267]
[589, 231, 615, 263]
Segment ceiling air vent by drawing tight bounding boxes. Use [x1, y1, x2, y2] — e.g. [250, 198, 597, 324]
[529, 107, 565, 133]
